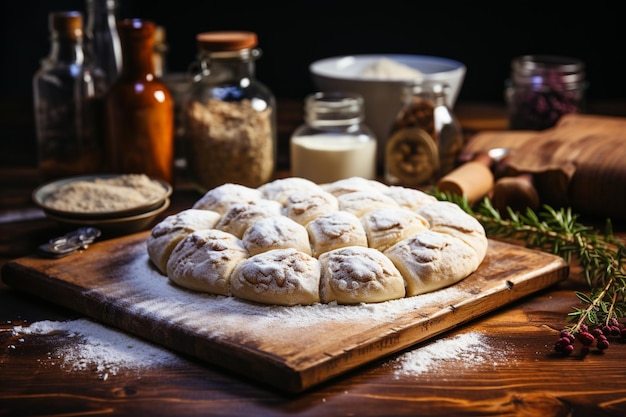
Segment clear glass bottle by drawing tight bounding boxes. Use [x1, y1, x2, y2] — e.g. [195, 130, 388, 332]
[33, 11, 107, 182]
[290, 92, 377, 184]
[505, 54, 587, 130]
[183, 30, 276, 192]
[385, 82, 464, 188]
[84, 0, 122, 87]
[103, 19, 174, 184]
[152, 25, 168, 78]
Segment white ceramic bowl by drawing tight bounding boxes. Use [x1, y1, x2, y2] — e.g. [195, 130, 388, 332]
[310, 54, 466, 162]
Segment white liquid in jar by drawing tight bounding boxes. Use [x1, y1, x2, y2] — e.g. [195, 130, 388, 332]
[290, 135, 377, 184]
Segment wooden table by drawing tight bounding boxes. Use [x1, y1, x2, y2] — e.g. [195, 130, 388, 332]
[2, 99, 626, 416]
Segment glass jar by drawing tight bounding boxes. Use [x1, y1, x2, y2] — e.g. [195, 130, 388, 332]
[290, 92, 377, 184]
[33, 11, 107, 182]
[183, 31, 276, 192]
[505, 54, 587, 130]
[385, 82, 464, 188]
[84, 0, 122, 88]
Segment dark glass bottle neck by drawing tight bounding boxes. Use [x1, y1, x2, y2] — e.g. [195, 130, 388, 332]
[47, 33, 85, 66]
[119, 34, 155, 78]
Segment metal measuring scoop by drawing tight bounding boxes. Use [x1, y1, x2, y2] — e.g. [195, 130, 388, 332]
[38, 227, 102, 258]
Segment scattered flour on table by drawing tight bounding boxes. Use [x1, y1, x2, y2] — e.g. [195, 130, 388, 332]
[389, 331, 510, 378]
[10, 319, 185, 380]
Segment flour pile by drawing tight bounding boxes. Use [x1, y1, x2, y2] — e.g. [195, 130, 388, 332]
[390, 331, 510, 377]
[10, 319, 184, 380]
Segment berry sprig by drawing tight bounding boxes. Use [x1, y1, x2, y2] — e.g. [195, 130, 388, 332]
[555, 318, 626, 356]
[431, 190, 626, 357]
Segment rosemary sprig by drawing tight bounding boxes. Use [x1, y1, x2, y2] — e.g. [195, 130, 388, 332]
[431, 190, 626, 342]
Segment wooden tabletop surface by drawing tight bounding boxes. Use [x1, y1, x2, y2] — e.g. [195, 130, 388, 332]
[2, 98, 626, 417]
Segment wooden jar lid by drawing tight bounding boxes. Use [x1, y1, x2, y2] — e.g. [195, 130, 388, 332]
[196, 31, 258, 51]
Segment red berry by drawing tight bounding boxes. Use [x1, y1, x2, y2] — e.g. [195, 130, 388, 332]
[579, 332, 595, 346]
[597, 338, 610, 350]
[610, 326, 621, 336]
[560, 330, 575, 343]
[554, 337, 573, 354]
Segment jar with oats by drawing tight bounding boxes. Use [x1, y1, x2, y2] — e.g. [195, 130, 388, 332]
[182, 30, 276, 192]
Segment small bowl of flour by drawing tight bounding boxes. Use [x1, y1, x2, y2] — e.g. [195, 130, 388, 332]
[33, 174, 172, 229]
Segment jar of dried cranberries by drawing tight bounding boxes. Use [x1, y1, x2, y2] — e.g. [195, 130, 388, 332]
[505, 55, 587, 131]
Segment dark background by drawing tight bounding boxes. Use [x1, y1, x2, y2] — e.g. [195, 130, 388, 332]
[2, 1, 625, 105]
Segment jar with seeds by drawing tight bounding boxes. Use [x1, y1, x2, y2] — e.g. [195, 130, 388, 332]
[385, 82, 464, 188]
[182, 31, 276, 192]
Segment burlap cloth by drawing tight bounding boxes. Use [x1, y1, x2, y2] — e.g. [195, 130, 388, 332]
[463, 113, 626, 221]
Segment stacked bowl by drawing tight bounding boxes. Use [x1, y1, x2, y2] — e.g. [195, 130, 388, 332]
[33, 174, 172, 236]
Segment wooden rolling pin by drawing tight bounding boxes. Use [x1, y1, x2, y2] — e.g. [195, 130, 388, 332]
[437, 148, 509, 204]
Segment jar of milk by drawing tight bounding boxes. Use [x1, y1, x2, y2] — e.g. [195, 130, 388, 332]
[290, 92, 377, 184]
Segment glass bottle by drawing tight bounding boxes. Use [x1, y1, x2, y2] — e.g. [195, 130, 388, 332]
[152, 25, 168, 78]
[103, 18, 174, 184]
[290, 92, 377, 184]
[33, 11, 107, 182]
[432, 83, 465, 178]
[183, 30, 276, 192]
[385, 82, 464, 188]
[84, 0, 122, 87]
[505, 54, 587, 130]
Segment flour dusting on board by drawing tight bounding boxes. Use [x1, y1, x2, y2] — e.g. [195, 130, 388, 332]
[10, 319, 186, 379]
[109, 252, 467, 344]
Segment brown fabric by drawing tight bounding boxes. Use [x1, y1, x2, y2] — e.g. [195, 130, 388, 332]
[463, 113, 626, 221]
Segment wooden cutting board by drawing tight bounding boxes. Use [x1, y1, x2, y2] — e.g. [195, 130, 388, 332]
[1, 231, 568, 393]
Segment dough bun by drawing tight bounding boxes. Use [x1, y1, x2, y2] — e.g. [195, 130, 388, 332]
[319, 246, 405, 304]
[230, 248, 321, 306]
[147, 176, 488, 306]
[166, 229, 249, 295]
[306, 210, 368, 257]
[242, 215, 312, 256]
[361, 207, 430, 252]
[385, 230, 481, 296]
[147, 208, 221, 274]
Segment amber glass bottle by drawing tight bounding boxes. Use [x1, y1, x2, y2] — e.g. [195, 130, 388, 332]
[103, 19, 174, 183]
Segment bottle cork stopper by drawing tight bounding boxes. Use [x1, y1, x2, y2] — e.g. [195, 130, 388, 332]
[50, 11, 83, 40]
[437, 152, 494, 204]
